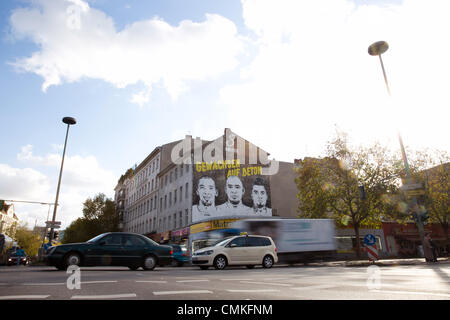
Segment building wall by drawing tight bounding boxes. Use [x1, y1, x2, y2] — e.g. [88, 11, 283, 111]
[269, 161, 299, 218]
[157, 163, 193, 233]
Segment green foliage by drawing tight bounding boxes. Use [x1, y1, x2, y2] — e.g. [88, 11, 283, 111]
[63, 193, 118, 244]
[14, 224, 42, 257]
[407, 150, 449, 244]
[295, 130, 400, 258]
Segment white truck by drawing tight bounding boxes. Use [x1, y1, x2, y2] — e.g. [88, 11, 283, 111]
[231, 218, 337, 263]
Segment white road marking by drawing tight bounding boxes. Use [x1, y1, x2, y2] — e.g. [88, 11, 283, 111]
[226, 289, 280, 293]
[220, 279, 253, 281]
[240, 281, 293, 287]
[136, 280, 167, 283]
[71, 293, 137, 299]
[22, 283, 65, 286]
[176, 279, 210, 283]
[370, 290, 450, 298]
[153, 290, 213, 295]
[81, 281, 118, 284]
[0, 295, 50, 300]
[291, 285, 336, 290]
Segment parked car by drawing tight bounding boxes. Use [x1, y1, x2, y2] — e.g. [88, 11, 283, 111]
[46, 232, 173, 271]
[168, 243, 189, 267]
[191, 234, 278, 270]
[7, 253, 29, 266]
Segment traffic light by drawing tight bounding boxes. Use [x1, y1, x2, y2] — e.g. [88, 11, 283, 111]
[47, 232, 52, 239]
[53, 231, 59, 240]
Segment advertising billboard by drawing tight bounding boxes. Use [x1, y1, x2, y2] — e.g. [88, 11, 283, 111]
[192, 160, 272, 223]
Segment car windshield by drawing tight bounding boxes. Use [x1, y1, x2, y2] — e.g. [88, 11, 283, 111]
[213, 237, 234, 247]
[87, 234, 107, 243]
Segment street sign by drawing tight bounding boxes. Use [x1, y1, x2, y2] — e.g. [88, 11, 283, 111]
[364, 234, 377, 246]
[405, 189, 425, 197]
[366, 244, 379, 262]
[46, 221, 61, 228]
[400, 183, 423, 191]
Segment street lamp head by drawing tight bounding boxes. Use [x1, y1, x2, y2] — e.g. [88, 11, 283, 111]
[368, 41, 389, 56]
[62, 117, 77, 125]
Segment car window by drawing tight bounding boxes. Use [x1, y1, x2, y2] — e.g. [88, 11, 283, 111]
[103, 234, 121, 245]
[123, 235, 146, 246]
[170, 245, 181, 252]
[228, 237, 247, 247]
[247, 236, 263, 247]
[87, 234, 107, 243]
[262, 237, 272, 246]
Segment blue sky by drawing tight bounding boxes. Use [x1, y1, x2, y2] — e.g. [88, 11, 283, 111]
[1, 0, 448, 229]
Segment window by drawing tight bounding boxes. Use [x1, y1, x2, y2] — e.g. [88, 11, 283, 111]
[160, 198, 163, 210]
[185, 209, 189, 225]
[247, 237, 270, 246]
[174, 189, 177, 203]
[173, 213, 177, 228]
[185, 183, 188, 198]
[165, 175, 168, 186]
[175, 168, 178, 180]
[103, 234, 121, 245]
[164, 195, 167, 209]
[150, 198, 153, 211]
[229, 237, 247, 247]
[180, 164, 183, 177]
[169, 192, 172, 207]
[180, 186, 183, 201]
[170, 171, 173, 183]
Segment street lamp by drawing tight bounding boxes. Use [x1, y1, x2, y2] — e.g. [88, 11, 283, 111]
[368, 41, 426, 254]
[49, 117, 76, 242]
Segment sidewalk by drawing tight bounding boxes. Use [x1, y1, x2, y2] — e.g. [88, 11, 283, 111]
[321, 257, 450, 267]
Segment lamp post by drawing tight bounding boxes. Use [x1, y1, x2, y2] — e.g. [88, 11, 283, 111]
[49, 117, 76, 242]
[368, 41, 426, 255]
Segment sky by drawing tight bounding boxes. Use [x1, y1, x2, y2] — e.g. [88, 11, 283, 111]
[1, 0, 449, 230]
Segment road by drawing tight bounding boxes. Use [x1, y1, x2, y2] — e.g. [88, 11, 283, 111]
[0, 263, 448, 300]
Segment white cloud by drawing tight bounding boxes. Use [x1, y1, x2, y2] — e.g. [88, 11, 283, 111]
[9, 0, 243, 105]
[218, 0, 450, 162]
[2, 145, 117, 229]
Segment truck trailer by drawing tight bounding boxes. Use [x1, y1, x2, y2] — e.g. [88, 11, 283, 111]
[231, 218, 337, 263]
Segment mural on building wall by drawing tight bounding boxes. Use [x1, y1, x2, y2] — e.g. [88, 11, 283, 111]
[192, 160, 272, 223]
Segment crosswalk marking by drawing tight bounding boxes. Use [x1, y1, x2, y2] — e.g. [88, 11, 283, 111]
[71, 293, 137, 299]
[153, 290, 213, 295]
[0, 295, 50, 300]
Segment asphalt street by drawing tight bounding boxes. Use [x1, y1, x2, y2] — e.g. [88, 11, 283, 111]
[0, 262, 448, 300]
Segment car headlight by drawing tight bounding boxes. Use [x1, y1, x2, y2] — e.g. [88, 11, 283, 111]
[196, 250, 213, 256]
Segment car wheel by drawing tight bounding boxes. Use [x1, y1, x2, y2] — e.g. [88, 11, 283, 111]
[65, 252, 81, 269]
[262, 255, 274, 268]
[128, 266, 139, 271]
[246, 265, 255, 269]
[200, 266, 209, 270]
[213, 255, 227, 270]
[142, 255, 157, 271]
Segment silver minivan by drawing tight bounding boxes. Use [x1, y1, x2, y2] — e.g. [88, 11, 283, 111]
[191, 234, 278, 270]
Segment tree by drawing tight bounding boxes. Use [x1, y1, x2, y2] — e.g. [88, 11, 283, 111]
[62, 193, 118, 244]
[14, 224, 42, 257]
[408, 150, 449, 253]
[295, 131, 400, 258]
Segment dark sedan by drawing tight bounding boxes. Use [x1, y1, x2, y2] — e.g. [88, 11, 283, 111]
[46, 232, 173, 271]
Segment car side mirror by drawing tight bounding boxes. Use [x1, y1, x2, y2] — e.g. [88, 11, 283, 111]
[229, 243, 238, 248]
